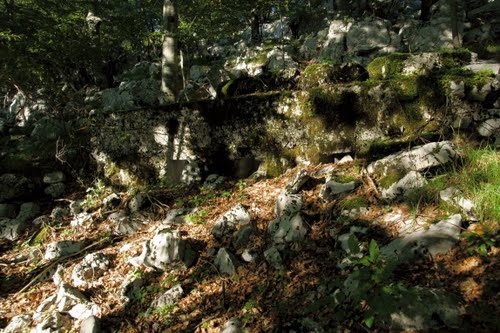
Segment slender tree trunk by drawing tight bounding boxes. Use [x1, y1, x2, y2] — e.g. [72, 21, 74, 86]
[450, 0, 461, 49]
[161, 0, 180, 103]
[421, 0, 433, 21]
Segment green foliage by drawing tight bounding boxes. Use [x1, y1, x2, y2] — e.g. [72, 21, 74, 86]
[341, 237, 405, 328]
[367, 53, 410, 80]
[82, 179, 107, 211]
[439, 48, 472, 68]
[185, 209, 208, 225]
[456, 145, 500, 229]
[462, 232, 497, 256]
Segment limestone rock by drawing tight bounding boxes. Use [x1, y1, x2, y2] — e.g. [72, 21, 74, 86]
[380, 171, 427, 200]
[72, 253, 110, 287]
[268, 213, 307, 243]
[212, 204, 251, 239]
[43, 172, 65, 184]
[202, 174, 226, 190]
[152, 285, 184, 308]
[477, 118, 500, 137]
[275, 191, 303, 216]
[221, 319, 243, 333]
[136, 228, 195, 271]
[128, 193, 144, 213]
[241, 248, 258, 263]
[0, 202, 40, 240]
[214, 248, 238, 275]
[0, 173, 34, 202]
[264, 246, 284, 270]
[367, 141, 456, 176]
[320, 180, 356, 200]
[70, 212, 93, 227]
[381, 214, 462, 262]
[440, 187, 475, 216]
[33, 312, 72, 333]
[80, 315, 101, 333]
[115, 213, 149, 236]
[163, 208, 193, 225]
[402, 53, 442, 75]
[45, 240, 84, 261]
[44, 183, 66, 198]
[285, 169, 310, 194]
[346, 17, 393, 55]
[233, 225, 255, 248]
[469, 82, 493, 102]
[2, 314, 32, 333]
[102, 193, 121, 210]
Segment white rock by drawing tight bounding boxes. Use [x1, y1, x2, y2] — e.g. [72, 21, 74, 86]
[212, 204, 251, 239]
[2, 314, 32, 333]
[214, 248, 238, 275]
[137, 228, 194, 271]
[367, 141, 456, 176]
[320, 181, 356, 200]
[381, 214, 462, 261]
[440, 187, 475, 214]
[43, 172, 65, 184]
[268, 213, 307, 243]
[221, 319, 243, 333]
[275, 190, 303, 216]
[72, 253, 110, 287]
[152, 285, 184, 308]
[44, 240, 83, 261]
[477, 118, 500, 137]
[381, 171, 427, 200]
[68, 302, 100, 320]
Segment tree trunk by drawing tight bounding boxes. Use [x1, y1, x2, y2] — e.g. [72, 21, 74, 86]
[251, 10, 261, 43]
[161, 0, 180, 104]
[450, 0, 461, 49]
[421, 0, 434, 21]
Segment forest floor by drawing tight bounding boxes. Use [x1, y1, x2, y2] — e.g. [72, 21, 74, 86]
[0, 156, 499, 332]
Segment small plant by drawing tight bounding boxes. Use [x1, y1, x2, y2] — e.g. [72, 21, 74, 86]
[236, 180, 247, 191]
[82, 179, 108, 210]
[462, 231, 497, 257]
[60, 227, 76, 238]
[242, 298, 260, 325]
[185, 209, 208, 225]
[152, 303, 176, 317]
[340, 236, 404, 328]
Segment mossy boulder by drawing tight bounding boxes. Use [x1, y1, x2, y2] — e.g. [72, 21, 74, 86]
[367, 50, 472, 80]
[367, 53, 411, 79]
[298, 63, 368, 89]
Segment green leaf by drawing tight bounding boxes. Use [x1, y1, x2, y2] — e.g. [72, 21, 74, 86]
[365, 314, 375, 328]
[360, 257, 372, 266]
[369, 239, 379, 259]
[348, 234, 360, 254]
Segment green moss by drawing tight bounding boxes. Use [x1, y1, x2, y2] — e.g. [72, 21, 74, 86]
[299, 64, 332, 89]
[439, 48, 472, 68]
[357, 138, 403, 160]
[341, 196, 370, 210]
[248, 52, 268, 65]
[367, 53, 410, 80]
[308, 88, 359, 126]
[440, 68, 495, 92]
[378, 166, 406, 189]
[333, 173, 358, 183]
[390, 101, 424, 133]
[393, 75, 419, 101]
